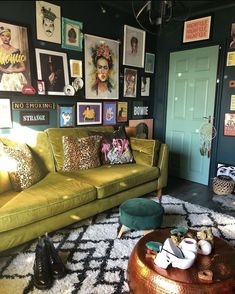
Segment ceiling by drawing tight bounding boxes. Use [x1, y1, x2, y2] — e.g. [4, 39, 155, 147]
[100, 0, 235, 19]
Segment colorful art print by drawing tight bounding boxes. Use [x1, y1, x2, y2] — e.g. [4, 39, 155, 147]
[57, 104, 75, 128]
[0, 20, 32, 92]
[117, 101, 128, 122]
[141, 77, 150, 96]
[70, 59, 82, 78]
[12, 102, 55, 110]
[123, 68, 137, 98]
[123, 25, 146, 68]
[224, 113, 235, 136]
[20, 111, 49, 125]
[129, 118, 153, 139]
[35, 48, 69, 96]
[229, 23, 235, 49]
[62, 17, 83, 51]
[36, 1, 61, 44]
[132, 101, 149, 119]
[227, 52, 235, 66]
[37, 80, 45, 95]
[84, 34, 119, 99]
[217, 163, 235, 181]
[0, 99, 12, 128]
[103, 102, 117, 125]
[145, 53, 155, 73]
[183, 16, 211, 43]
[77, 102, 102, 125]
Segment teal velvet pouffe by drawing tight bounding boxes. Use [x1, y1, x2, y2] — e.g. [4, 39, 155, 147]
[117, 198, 164, 238]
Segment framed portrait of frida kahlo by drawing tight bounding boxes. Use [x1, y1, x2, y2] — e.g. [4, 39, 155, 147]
[0, 20, 32, 92]
[84, 34, 119, 99]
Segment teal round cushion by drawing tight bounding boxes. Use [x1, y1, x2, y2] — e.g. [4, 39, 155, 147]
[119, 198, 164, 230]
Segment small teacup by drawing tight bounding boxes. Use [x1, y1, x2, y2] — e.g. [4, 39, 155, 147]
[179, 238, 198, 254]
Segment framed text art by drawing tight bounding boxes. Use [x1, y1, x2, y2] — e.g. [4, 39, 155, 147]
[0, 20, 32, 92]
[117, 101, 128, 123]
[0, 99, 12, 128]
[62, 17, 83, 51]
[20, 111, 49, 125]
[36, 1, 61, 44]
[35, 48, 69, 95]
[145, 53, 155, 73]
[123, 68, 137, 98]
[224, 113, 235, 136]
[183, 16, 211, 43]
[123, 25, 146, 68]
[57, 104, 75, 128]
[103, 101, 117, 125]
[84, 34, 119, 99]
[77, 102, 102, 125]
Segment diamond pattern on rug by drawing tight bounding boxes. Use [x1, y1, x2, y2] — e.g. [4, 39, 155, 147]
[0, 195, 235, 294]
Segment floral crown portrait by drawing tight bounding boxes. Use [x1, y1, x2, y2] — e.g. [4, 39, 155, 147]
[91, 43, 114, 70]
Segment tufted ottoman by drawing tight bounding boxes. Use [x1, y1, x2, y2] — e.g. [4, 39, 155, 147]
[117, 198, 164, 238]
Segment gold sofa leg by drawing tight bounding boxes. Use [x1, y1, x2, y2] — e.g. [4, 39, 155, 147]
[156, 188, 162, 199]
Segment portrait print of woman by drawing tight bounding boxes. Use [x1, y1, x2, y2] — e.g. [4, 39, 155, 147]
[85, 34, 119, 99]
[0, 22, 31, 92]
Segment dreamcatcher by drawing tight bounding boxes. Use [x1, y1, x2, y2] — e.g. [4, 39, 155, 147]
[199, 117, 217, 157]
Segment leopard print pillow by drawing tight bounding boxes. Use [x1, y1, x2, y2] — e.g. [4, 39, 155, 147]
[3, 143, 43, 191]
[62, 135, 102, 171]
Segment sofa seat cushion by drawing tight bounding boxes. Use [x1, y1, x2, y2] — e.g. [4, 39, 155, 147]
[0, 172, 96, 233]
[61, 163, 160, 199]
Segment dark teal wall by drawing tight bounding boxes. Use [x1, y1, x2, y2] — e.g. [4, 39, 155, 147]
[154, 5, 235, 179]
[0, 1, 157, 134]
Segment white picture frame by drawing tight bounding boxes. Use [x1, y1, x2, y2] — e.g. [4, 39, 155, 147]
[69, 59, 82, 78]
[0, 99, 12, 128]
[123, 25, 146, 68]
[35, 48, 69, 96]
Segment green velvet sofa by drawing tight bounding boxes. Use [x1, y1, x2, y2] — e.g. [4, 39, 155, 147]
[0, 126, 168, 252]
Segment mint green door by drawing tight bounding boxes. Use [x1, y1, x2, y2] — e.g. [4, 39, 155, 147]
[166, 46, 219, 185]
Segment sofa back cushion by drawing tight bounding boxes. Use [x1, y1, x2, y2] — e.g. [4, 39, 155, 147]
[130, 137, 161, 166]
[45, 126, 114, 171]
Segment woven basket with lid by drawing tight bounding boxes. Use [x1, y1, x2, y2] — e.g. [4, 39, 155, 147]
[212, 175, 235, 195]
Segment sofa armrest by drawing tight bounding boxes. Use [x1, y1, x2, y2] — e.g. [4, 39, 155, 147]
[130, 137, 169, 192]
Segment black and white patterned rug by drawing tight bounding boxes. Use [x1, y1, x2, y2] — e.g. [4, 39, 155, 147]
[1, 195, 235, 294]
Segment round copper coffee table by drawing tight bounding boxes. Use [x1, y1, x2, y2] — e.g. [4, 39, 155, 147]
[127, 229, 235, 294]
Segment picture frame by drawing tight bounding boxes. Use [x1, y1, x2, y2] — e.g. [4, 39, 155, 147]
[123, 68, 137, 97]
[35, 48, 69, 95]
[0, 99, 12, 128]
[117, 101, 128, 122]
[103, 102, 117, 125]
[69, 59, 82, 78]
[224, 113, 235, 136]
[145, 53, 155, 73]
[123, 25, 146, 68]
[77, 102, 102, 125]
[0, 20, 32, 92]
[57, 104, 75, 128]
[129, 118, 153, 139]
[229, 23, 235, 49]
[62, 17, 83, 51]
[84, 34, 119, 99]
[37, 80, 46, 95]
[183, 16, 211, 43]
[132, 100, 149, 119]
[36, 1, 61, 44]
[141, 77, 150, 96]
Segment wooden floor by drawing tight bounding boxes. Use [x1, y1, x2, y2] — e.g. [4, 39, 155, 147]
[164, 176, 234, 217]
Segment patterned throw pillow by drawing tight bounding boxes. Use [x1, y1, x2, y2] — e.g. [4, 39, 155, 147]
[89, 127, 135, 165]
[62, 135, 102, 171]
[2, 143, 43, 191]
